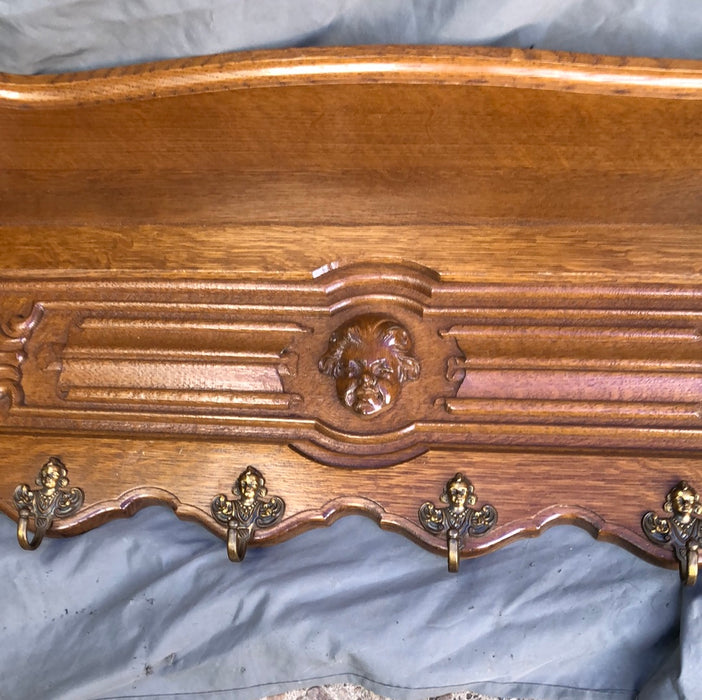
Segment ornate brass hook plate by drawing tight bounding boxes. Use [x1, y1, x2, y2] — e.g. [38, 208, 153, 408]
[211, 466, 285, 562]
[419, 473, 498, 572]
[642, 481, 702, 585]
[13, 457, 84, 550]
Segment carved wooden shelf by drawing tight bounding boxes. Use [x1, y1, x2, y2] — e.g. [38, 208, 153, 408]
[1, 46, 701, 577]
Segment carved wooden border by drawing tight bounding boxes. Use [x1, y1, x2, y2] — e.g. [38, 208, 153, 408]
[1, 264, 700, 467]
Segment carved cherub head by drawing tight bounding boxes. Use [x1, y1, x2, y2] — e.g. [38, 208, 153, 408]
[36, 457, 69, 493]
[319, 315, 420, 417]
[234, 466, 267, 504]
[440, 473, 476, 512]
[664, 481, 701, 523]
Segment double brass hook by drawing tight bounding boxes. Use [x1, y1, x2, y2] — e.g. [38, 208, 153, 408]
[643, 481, 702, 586]
[419, 473, 497, 572]
[13, 457, 84, 550]
[211, 466, 285, 562]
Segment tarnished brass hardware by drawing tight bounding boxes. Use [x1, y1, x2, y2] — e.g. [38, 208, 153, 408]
[211, 466, 285, 562]
[13, 457, 84, 550]
[419, 473, 497, 572]
[643, 481, 702, 585]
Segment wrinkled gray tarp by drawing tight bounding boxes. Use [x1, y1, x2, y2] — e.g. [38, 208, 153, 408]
[1, 2, 702, 699]
[1, 0, 701, 74]
[1, 512, 698, 700]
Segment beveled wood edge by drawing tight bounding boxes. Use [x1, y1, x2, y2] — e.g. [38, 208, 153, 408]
[0, 489, 678, 569]
[2, 45, 702, 109]
[3, 227, 702, 285]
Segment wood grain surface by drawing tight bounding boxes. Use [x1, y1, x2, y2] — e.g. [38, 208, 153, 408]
[1, 46, 701, 572]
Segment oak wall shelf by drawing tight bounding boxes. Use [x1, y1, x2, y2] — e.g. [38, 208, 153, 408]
[1, 46, 701, 578]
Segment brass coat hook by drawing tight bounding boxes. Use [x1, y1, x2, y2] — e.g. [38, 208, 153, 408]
[211, 466, 285, 562]
[419, 473, 497, 572]
[642, 481, 702, 585]
[13, 457, 84, 550]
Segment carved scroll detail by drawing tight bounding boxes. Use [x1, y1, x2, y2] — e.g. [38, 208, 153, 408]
[0, 304, 42, 416]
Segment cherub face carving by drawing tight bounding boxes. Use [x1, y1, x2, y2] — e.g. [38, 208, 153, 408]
[665, 481, 701, 523]
[442, 473, 476, 513]
[235, 466, 266, 505]
[36, 457, 69, 493]
[319, 315, 420, 417]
